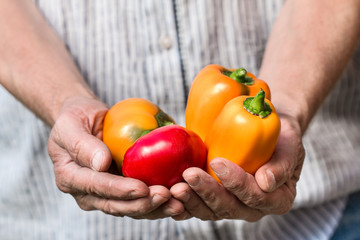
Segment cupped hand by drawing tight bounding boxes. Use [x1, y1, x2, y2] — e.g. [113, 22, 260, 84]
[171, 115, 305, 221]
[48, 96, 184, 219]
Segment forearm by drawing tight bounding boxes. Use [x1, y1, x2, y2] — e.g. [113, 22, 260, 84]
[0, 0, 95, 126]
[259, 0, 360, 134]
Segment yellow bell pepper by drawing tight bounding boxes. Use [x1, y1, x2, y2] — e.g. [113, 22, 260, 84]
[205, 89, 280, 180]
[185, 64, 271, 141]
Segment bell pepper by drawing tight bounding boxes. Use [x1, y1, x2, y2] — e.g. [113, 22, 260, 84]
[103, 98, 175, 171]
[185, 64, 271, 141]
[205, 89, 280, 180]
[122, 125, 207, 188]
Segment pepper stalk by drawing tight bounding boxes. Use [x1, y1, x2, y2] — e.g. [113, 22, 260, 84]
[243, 89, 272, 118]
[223, 67, 254, 85]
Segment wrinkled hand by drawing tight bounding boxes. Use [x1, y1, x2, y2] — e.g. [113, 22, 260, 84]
[171, 115, 305, 221]
[48, 96, 184, 219]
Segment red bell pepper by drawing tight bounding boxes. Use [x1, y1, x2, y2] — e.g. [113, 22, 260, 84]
[122, 125, 207, 188]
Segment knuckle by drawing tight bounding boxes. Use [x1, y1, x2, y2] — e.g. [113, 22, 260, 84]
[69, 137, 83, 162]
[56, 180, 67, 193]
[277, 161, 295, 186]
[215, 209, 233, 219]
[121, 201, 152, 217]
[201, 190, 217, 203]
[76, 196, 93, 211]
[283, 167, 293, 183]
[84, 171, 97, 195]
[136, 203, 152, 214]
[225, 179, 245, 193]
[242, 194, 266, 209]
[105, 178, 116, 197]
[55, 179, 71, 193]
[224, 179, 253, 203]
[102, 200, 120, 216]
[54, 168, 72, 193]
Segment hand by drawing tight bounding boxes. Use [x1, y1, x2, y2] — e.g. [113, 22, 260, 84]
[171, 115, 305, 221]
[48, 96, 184, 219]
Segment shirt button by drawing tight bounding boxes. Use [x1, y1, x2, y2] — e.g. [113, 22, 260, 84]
[159, 34, 173, 50]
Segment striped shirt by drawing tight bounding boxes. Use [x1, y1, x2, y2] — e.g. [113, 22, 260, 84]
[1, 0, 360, 239]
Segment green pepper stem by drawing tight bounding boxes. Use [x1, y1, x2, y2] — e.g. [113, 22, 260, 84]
[140, 110, 174, 138]
[155, 110, 175, 127]
[243, 89, 272, 118]
[250, 89, 266, 112]
[140, 130, 152, 137]
[229, 68, 247, 81]
[223, 68, 254, 85]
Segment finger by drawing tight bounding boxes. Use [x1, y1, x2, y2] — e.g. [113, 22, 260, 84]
[255, 118, 305, 192]
[75, 185, 172, 218]
[87, 186, 171, 217]
[137, 194, 187, 220]
[171, 210, 192, 221]
[183, 167, 263, 221]
[49, 113, 112, 172]
[54, 158, 149, 200]
[210, 158, 264, 205]
[134, 197, 186, 220]
[161, 198, 185, 216]
[170, 182, 216, 220]
[136, 198, 186, 220]
[130, 187, 186, 220]
[211, 158, 294, 215]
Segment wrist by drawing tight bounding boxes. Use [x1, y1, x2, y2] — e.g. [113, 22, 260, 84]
[266, 91, 310, 136]
[50, 85, 98, 126]
[258, 68, 317, 135]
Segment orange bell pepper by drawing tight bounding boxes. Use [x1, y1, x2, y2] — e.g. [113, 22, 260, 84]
[103, 98, 175, 171]
[185, 64, 271, 141]
[205, 89, 280, 180]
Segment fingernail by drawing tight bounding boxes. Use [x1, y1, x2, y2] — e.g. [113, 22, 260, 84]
[210, 159, 228, 176]
[152, 194, 166, 206]
[187, 175, 200, 187]
[164, 206, 181, 216]
[91, 150, 104, 171]
[266, 169, 276, 191]
[177, 191, 190, 202]
[182, 192, 190, 202]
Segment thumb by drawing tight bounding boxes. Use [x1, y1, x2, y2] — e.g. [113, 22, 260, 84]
[48, 111, 112, 172]
[255, 118, 305, 192]
[71, 131, 112, 172]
